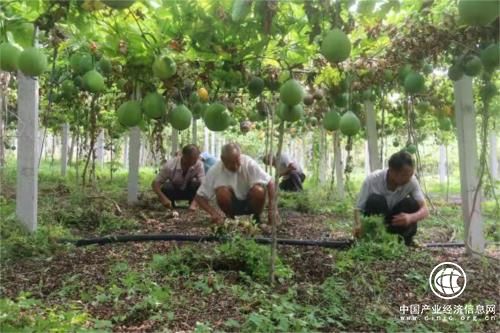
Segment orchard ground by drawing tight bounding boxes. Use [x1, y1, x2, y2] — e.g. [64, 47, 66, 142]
[0, 158, 498, 332]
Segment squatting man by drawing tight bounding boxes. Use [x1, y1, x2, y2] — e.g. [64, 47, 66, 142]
[356, 151, 429, 245]
[195, 143, 275, 225]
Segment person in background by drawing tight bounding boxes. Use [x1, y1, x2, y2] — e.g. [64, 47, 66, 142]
[200, 151, 217, 174]
[195, 143, 275, 224]
[152, 144, 204, 210]
[263, 152, 306, 192]
[356, 151, 429, 246]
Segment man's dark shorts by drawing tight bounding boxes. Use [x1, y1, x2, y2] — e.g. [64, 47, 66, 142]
[231, 196, 253, 216]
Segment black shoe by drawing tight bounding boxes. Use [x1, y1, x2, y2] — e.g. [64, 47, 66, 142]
[404, 237, 414, 246]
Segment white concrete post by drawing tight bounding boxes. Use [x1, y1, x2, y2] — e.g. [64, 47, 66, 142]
[490, 133, 498, 181]
[364, 141, 371, 176]
[67, 132, 75, 165]
[298, 138, 305, 173]
[365, 100, 380, 171]
[204, 126, 209, 152]
[453, 76, 484, 255]
[211, 131, 216, 156]
[215, 133, 222, 158]
[61, 123, 69, 176]
[439, 144, 447, 185]
[139, 141, 144, 167]
[16, 72, 38, 232]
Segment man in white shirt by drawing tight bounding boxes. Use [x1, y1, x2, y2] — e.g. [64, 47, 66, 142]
[357, 151, 429, 245]
[263, 153, 305, 192]
[195, 143, 276, 224]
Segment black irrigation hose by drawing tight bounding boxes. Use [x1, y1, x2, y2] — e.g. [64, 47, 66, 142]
[60, 234, 354, 248]
[59, 234, 469, 249]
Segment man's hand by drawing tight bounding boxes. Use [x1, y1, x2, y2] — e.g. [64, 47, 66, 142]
[160, 196, 172, 209]
[391, 213, 413, 227]
[152, 180, 172, 209]
[210, 212, 225, 225]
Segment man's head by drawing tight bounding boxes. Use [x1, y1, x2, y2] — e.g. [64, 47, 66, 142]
[180, 144, 200, 170]
[221, 143, 241, 172]
[387, 151, 415, 187]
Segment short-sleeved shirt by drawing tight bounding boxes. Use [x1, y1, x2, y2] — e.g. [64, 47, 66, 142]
[197, 154, 272, 200]
[357, 168, 425, 211]
[154, 156, 205, 190]
[276, 153, 303, 179]
[200, 152, 217, 174]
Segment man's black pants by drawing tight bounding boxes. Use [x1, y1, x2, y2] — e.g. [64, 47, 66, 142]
[279, 171, 306, 192]
[363, 193, 419, 245]
[161, 180, 200, 208]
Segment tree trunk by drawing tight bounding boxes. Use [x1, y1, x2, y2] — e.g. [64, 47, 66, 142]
[453, 76, 484, 255]
[0, 71, 10, 170]
[50, 133, 56, 166]
[109, 138, 114, 181]
[61, 123, 69, 176]
[81, 97, 98, 187]
[192, 119, 198, 145]
[490, 133, 498, 181]
[37, 129, 44, 163]
[127, 87, 142, 204]
[319, 127, 328, 183]
[270, 121, 284, 285]
[75, 132, 80, 184]
[334, 131, 344, 199]
[16, 72, 39, 232]
[171, 129, 179, 157]
[0, 90, 3, 170]
[365, 100, 380, 171]
[127, 126, 141, 204]
[96, 129, 105, 167]
[123, 135, 128, 169]
[264, 115, 270, 173]
[379, 99, 386, 167]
